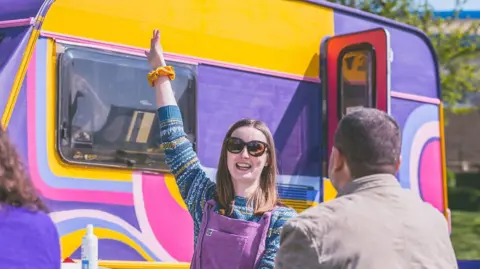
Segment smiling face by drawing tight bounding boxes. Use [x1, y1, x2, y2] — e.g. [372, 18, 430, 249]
[226, 126, 269, 185]
[216, 119, 278, 214]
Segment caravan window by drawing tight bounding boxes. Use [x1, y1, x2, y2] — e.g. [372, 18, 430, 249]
[56, 44, 196, 171]
[338, 44, 375, 116]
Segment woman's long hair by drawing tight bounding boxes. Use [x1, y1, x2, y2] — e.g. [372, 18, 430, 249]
[0, 126, 48, 212]
[216, 119, 283, 216]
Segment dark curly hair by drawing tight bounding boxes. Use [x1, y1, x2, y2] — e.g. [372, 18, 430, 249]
[0, 126, 48, 212]
[334, 108, 401, 178]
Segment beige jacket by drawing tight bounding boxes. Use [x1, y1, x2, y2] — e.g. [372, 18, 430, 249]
[275, 174, 457, 269]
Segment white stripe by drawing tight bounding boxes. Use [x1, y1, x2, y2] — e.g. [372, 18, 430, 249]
[132, 172, 176, 261]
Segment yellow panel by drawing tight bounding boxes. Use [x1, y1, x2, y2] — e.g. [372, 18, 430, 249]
[280, 198, 318, 213]
[87, 260, 190, 269]
[439, 103, 449, 219]
[42, 0, 334, 78]
[323, 178, 337, 202]
[60, 228, 154, 261]
[164, 174, 188, 211]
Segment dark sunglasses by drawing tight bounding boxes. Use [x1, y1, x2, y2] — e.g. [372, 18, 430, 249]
[226, 137, 268, 157]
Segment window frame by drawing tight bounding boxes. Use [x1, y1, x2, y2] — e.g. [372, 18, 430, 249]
[336, 42, 376, 119]
[55, 42, 198, 172]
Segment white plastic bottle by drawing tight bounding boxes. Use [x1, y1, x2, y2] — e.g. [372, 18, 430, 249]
[81, 224, 98, 269]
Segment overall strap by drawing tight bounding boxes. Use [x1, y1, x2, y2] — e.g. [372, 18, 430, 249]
[202, 199, 217, 214]
[253, 207, 276, 268]
[192, 199, 218, 269]
[205, 199, 216, 207]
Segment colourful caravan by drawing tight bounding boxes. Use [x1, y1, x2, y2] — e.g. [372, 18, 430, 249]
[0, 0, 449, 268]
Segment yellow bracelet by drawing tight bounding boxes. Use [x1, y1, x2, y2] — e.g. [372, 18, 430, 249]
[147, 66, 176, 87]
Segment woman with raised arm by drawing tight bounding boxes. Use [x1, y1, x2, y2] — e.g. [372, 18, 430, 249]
[145, 30, 298, 269]
[0, 127, 61, 269]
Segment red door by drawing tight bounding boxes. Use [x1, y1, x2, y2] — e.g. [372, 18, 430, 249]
[321, 28, 392, 158]
[321, 28, 392, 201]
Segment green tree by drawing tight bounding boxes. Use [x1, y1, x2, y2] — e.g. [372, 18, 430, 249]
[328, 0, 480, 108]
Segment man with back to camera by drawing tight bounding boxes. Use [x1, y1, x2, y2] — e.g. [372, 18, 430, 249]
[274, 108, 457, 269]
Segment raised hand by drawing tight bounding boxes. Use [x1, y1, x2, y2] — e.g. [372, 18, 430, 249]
[145, 29, 166, 69]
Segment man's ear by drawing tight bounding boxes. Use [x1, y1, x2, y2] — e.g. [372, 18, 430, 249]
[395, 155, 402, 173]
[331, 147, 345, 172]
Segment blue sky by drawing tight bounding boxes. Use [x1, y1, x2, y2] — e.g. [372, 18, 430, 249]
[415, 0, 479, 11]
[412, 1, 480, 19]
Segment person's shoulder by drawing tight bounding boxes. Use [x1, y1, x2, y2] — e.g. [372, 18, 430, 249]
[31, 210, 57, 228]
[1, 205, 47, 221]
[278, 205, 333, 242]
[0, 206, 58, 237]
[303, 197, 350, 217]
[403, 190, 449, 221]
[19, 207, 56, 230]
[419, 200, 449, 225]
[285, 200, 347, 230]
[26, 210, 60, 251]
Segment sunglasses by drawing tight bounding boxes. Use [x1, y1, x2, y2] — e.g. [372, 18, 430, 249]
[226, 137, 268, 157]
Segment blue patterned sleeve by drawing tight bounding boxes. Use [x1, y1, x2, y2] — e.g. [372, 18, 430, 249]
[258, 207, 299, 269]
[157, 105, 216, 222]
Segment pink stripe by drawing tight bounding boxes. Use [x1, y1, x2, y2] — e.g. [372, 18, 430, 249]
[141, 173, 193, 262]
[40, 31, 319, 82]
[26, 47, 133, 205]
[0, 18, 34, 29]
[391, 91, 440, 104]
[419, 140, 444, 212]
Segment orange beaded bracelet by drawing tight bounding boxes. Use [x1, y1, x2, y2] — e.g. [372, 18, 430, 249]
[147, 66, 176, 87]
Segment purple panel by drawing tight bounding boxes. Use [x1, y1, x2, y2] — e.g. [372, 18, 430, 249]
[391, 98, 419, 131]
[70, 239, 146, 261]
[0, 0, 44, 21]
[333, 11, 438, 99]
[6, 77, 28, 162]
[43, 199, 140, 230]
[0, 26, 31, 117]
[197, 65, 322, 177]
[0, 27, 29, 71]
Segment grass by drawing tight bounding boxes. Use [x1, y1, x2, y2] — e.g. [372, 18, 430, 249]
[451, 210, 480, 260]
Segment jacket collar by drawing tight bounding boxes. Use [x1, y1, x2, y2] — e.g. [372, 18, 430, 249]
[336, 173, 400, 197]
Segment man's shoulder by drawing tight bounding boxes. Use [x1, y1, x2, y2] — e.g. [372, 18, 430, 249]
[401, 189, 449, 221]
[284, 199, 348, 232]
[416, 198, 450, 227]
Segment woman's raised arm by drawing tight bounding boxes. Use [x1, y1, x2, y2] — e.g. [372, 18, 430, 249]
[145, 30, 216, 214]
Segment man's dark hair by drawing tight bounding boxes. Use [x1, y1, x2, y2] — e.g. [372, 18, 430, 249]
[334, 108, 401, 178]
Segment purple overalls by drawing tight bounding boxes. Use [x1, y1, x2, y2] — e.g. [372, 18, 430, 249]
[190, 200, 274, 269]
